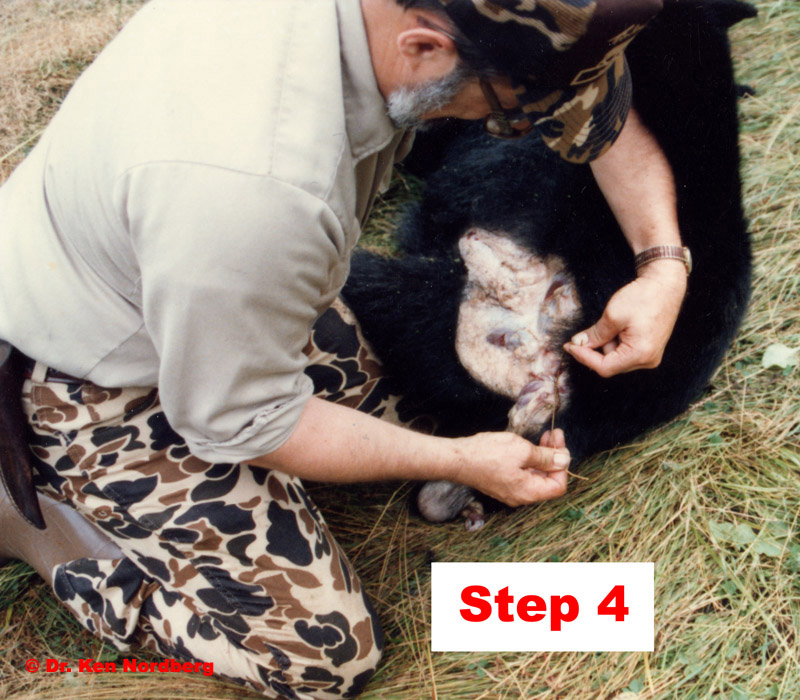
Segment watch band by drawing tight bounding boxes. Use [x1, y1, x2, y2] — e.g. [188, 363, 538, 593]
[634, 245, 692, 276]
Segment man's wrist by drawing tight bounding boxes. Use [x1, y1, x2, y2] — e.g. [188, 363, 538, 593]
[446, 436, 471, 485]
[635, 258, 688, 299]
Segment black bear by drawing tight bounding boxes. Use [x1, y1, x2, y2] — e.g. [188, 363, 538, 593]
[341, 0, 755, 525]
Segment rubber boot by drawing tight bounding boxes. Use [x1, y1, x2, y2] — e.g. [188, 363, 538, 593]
[0, 486, 123, 586]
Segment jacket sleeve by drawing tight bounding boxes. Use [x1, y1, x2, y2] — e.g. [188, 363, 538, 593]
[122, 162, 349, 463]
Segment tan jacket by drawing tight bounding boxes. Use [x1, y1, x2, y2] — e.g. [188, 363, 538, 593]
[0, 0, 410, 461]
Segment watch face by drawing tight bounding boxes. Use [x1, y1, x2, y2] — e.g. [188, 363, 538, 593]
[683, 246, 693, 275]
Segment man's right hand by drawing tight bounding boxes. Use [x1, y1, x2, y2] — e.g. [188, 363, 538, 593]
[452, 429, 569, 508]
[255, 398, 570, 509]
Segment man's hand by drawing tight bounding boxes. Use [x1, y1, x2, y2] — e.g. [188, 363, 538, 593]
[563, 258, 686, 377]
[452, 429, 570, 507]
[254, 398, 570, 508]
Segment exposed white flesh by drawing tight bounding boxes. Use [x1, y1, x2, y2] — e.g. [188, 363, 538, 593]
[455, 228, 581, 436]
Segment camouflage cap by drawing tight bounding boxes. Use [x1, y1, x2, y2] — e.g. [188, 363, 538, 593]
[437, 0, 663, 162]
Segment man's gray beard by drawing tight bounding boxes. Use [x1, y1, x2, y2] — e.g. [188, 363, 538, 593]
[386, 65, 471, 131]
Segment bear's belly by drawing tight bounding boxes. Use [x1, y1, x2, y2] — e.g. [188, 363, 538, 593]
[455, 228, 581, 436]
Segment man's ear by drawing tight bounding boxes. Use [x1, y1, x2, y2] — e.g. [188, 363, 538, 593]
[396, 26, 458, 77]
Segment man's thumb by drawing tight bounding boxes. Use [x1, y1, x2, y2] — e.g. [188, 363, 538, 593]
[530, 445, 571, 472]
[568, 314, 617, 349]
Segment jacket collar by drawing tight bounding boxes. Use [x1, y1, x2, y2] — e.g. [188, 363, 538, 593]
[337, 0, 401, 160]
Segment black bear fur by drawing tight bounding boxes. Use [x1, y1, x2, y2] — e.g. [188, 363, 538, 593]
[342, 0, 755, 463]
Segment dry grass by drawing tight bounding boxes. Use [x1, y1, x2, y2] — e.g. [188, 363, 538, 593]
[0, 0, 144, 181]
[1, 1, 798, 699]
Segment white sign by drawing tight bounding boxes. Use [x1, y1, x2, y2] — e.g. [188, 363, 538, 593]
[431, 562, 654, 652]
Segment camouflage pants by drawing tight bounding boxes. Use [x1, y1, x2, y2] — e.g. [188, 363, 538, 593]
[22, 300, 431, 699]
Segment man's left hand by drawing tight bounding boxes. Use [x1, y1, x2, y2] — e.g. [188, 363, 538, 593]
[563, 259, 687, 377]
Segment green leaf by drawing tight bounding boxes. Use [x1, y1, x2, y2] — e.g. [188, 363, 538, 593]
[627, 678, 645, 693]
[661, 460, 684, 471]
[708, 521, 759, 546]
[730, 685, 749, 700]
[753, 539, 783, 557]
[789, 544, 800, 570]
[466, 659, 489, 679]
[761, 343, 799, 369]
[564, 507, 585, 521]
[709, 520, 735, 541]
[766, 520, 792, 537]
[708, 432, 724, 445]
[732, 523, 757, 545]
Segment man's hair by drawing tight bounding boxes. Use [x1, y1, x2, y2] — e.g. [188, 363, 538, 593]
[394, 0, 500, 78]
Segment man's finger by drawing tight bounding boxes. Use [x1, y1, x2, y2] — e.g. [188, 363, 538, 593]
[568, 313, 620, 350]
[525, 468, 568, 501]
[602, 340, 619, 355]
[562, 343, 637, 378]
[561, 343, 606, 374]
[526, 444, 571, 472]
[540, 429, 567, 450]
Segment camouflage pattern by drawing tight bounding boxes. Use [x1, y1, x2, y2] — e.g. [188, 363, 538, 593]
[439, 0, 663, 162]
[521, 48, 633, 163]
[471, 0, 595, 51]
[304, 299, 437, 435]
[20, 299, 428, 700]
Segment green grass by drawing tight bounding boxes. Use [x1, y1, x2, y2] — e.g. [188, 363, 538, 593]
[1, 1, 798, 698]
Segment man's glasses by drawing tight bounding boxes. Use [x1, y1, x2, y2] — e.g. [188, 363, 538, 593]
[416, 17, 534, 139]
[478, 79, 534, 139]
